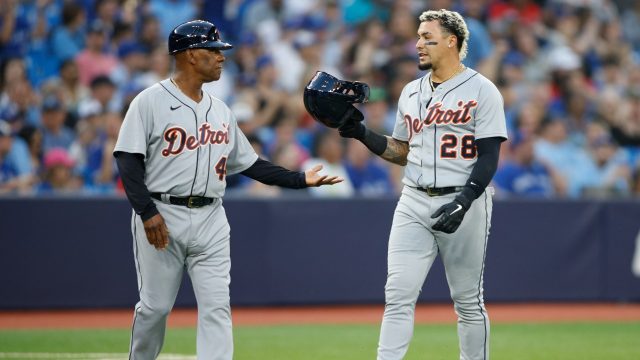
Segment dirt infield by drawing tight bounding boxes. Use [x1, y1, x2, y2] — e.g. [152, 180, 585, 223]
[1, 303, 639, 329]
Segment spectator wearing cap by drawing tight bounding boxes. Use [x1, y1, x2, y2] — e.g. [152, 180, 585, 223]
[37, 147, 82, 194]
[40, 96, 75, 153]
[0, 120, 34, 194]
[111, 40, 148, 90]
[581, 123, 632, 198]
[50, 2, 86, 64]
[493, 131, 565, 198]
[75, 21, 118, 87]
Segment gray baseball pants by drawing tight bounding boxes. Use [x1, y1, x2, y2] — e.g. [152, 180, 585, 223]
[378, 186, 493, 360]
[129, 199, 232, 360]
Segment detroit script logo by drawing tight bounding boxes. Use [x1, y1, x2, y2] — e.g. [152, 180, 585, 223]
[404, 100, 478, 140]
[161, 123, 230, 157]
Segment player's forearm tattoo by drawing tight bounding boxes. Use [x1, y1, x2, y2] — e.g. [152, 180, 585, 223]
[381, 137, 409, 166]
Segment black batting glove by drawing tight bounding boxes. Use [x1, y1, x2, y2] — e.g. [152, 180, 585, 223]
[337, 106, 365, 139]
[430, 191, 473, 234]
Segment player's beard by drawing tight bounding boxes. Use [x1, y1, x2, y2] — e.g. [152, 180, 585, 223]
[418, 62, 433, 71]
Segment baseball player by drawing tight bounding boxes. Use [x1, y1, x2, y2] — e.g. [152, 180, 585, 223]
[113, 20, 342, 360]
[337, 9, 507, 360]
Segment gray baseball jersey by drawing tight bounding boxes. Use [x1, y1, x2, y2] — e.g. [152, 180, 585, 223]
[114, 78, 258, 197]
[392, 68, 507, 188]
[378, 68, 507, 360]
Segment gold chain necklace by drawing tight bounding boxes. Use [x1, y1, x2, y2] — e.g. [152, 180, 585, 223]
[430, 63, 465, 91]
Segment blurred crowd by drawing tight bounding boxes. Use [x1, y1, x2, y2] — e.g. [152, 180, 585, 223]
[1, 0, 639, 199]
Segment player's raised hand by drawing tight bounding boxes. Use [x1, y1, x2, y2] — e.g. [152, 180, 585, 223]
[143, 213, 170, 250]
[305, 164, 344, 187]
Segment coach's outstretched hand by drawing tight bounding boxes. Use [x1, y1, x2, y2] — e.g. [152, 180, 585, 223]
[143, 213, 170, 250]
[305, 164, 344, 187]
[430, 193, 473, 234]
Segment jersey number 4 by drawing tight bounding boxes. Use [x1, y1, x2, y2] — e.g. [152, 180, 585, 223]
[215, 157, 227, 181]
[440, 134, 476, 159]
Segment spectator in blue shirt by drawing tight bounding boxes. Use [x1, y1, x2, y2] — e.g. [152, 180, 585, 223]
[344, 139, 393, 196]
[494, 132, 565, 198]
[460, 0, 494, 69]
[0, 120, 34, 193]
[50, 2, 86, 64]
[0, 0, 59, 84]
[40, 96, 75, 152]
[581, 129, 633, 198]
[534, 118, 597, 197]
[147, 0, 198, 39]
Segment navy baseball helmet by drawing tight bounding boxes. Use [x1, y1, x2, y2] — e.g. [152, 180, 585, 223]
[168, 20, 233, 55]
[303, 71, 369, 128]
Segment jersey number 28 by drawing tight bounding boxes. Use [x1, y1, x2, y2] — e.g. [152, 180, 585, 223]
[440, 134, 476, 159]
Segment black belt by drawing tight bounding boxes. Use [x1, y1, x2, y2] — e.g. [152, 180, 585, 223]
[413, 186, 464, 197]
[151, 193, 216, 208]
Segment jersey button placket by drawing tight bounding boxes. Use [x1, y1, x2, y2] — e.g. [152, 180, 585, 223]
[429, 89, 441, 188]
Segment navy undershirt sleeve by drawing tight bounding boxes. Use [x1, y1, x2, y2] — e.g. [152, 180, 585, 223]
[241, 158, 307, 189]
[463, 136, 503, 199]
[114, 151, 159, 221]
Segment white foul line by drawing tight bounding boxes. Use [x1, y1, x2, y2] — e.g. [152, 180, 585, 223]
[0, 353, 196, 360]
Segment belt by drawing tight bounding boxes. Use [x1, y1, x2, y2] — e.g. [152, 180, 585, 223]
[413, 186, 464, 197]
[151, 193, 216, 208]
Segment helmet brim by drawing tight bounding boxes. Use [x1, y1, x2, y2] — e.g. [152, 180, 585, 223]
[169, 40, 234, 54]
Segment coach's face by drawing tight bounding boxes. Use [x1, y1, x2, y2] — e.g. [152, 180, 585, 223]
[190, 48, 226, 82]
[416, 20, 452, 71]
